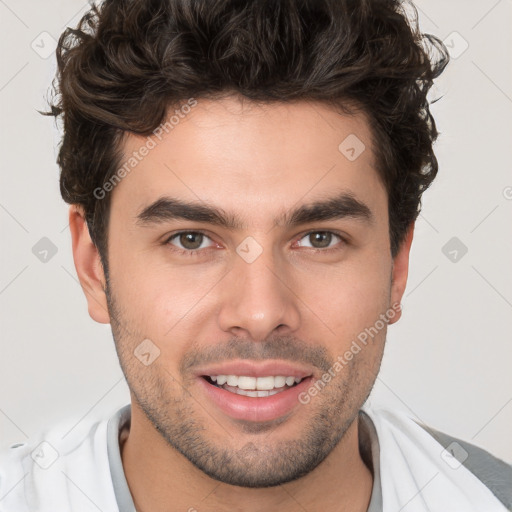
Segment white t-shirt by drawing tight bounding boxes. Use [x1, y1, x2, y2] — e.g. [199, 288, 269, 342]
[0, 404, 510, 511]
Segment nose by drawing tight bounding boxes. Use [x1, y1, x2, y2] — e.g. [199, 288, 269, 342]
[217, 243, 301, 342]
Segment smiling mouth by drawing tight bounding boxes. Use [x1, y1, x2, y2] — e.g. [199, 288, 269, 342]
[202, 375, 307, 397]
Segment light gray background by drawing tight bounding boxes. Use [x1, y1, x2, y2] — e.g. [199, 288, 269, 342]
[1, 0, 511, 463]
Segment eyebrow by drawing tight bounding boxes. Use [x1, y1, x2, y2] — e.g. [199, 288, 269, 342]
[135, 191, 373, 230]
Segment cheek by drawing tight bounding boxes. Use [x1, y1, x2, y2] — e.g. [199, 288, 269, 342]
[110, 248, 220, 341]
[292, 252, 392, 336]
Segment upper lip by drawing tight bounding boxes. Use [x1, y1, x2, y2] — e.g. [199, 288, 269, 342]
[194, 359, 315, 379]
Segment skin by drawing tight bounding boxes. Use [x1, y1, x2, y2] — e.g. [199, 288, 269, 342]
[69, 97, 413, 512]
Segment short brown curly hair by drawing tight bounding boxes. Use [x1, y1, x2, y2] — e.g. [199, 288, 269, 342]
[47, 0, 449, 266]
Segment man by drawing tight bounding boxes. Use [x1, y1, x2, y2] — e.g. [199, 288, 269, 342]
[1, 0, 510, 511]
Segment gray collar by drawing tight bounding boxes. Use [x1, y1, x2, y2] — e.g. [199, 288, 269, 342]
[107, 404, 136, 512]
[106, 405, 382, 512]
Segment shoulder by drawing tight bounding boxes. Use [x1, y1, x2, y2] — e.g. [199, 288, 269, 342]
[417, 421, 512, 510]
[0, 409, 123, 512]
[361, 406, 512, 511]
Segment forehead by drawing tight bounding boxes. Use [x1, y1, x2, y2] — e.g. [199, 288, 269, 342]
[111, 97, 386, 226]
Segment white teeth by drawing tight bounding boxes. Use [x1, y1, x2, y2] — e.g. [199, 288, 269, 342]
[226, 375, 238, 386]
[273, 376, 286, 388]
[237, 376, 256, 390]
[221, 384, 284, 397]
[256, 376, 275, 390]
[207, 374, 303, 391]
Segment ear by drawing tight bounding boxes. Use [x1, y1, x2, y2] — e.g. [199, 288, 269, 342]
[68, 205, 110, 324]
[388, 223, 414, 325]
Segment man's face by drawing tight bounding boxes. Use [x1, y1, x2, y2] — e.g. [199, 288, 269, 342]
[102, 97, 405, 487]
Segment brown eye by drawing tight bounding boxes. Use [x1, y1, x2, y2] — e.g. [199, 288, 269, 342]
[310, 232, 331, 248]
[296, 231, 345, 251]
[180, 232, 203, 250]
[167, 231, 213, 252]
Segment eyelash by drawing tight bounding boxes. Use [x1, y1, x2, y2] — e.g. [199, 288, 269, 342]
[163, 230, 348, 257]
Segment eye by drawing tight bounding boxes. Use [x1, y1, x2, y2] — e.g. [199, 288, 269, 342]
[165, 231, 216, 253]
[295, 231, 345, 251]
[164, 230, 346, 256]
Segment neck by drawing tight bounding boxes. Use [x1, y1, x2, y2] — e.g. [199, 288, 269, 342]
[121, 403, 373, 512]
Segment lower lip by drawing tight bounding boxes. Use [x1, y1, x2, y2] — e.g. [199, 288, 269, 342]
[197, 376, 313, 423]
